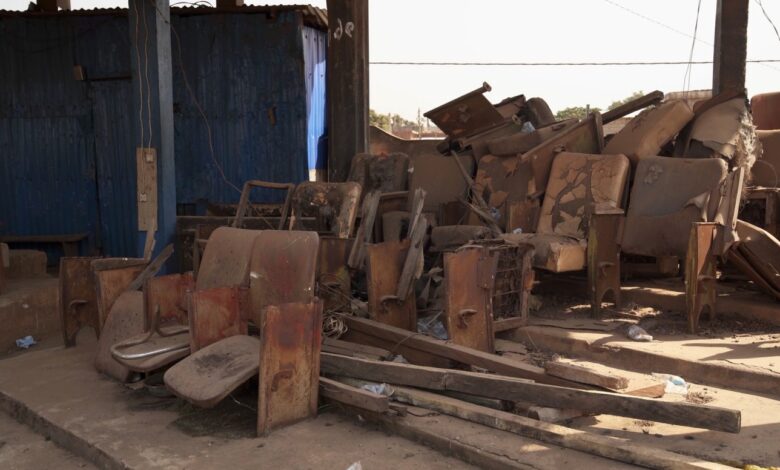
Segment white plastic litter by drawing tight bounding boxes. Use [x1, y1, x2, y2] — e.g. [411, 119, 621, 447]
[360, 382, 394, 397]
[652, 373, 689, 395]
[346, 462, 363, 470]
[627, 325, 653, 342]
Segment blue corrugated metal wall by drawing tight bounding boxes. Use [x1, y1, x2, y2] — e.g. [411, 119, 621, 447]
[0, 10, 324, 261]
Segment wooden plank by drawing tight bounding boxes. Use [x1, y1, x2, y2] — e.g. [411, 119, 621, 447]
[365, 241, 417, 330]
[444, 246, 497, 352]
[257, 301, 322, 436]
[319, 377, 389, 413]
[494, 339, 528, 355]
[136, 147, 158, 231]
[320, 353, 741, 433]
[545, 360, 629, 390]
[125, 244, 174, 292]
[390, 386, 730, 470]
[339, 329, 456, 368]
[0, 233, 88, 243]
[601, 90, 664, 124]
[548, 358, 666, 397]
[341, 316, 570, 386]
[322, 337, 392, 360]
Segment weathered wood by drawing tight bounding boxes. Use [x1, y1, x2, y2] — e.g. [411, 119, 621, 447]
[339, 328, 456, 368]
[125, 244, 174, 292]
[545, 360, 629, 390]
[322, 337, 392, 360]
[601, 90, 664, 124]
[341, 315, 570, 386]
[365, 241, 417, 330]
[395, 190, 427, 300]
[347, 190, 381, 269]
[494, 339, 528, 355]
[257, 301, 322, 436]
[321, 353, 741, 433]
[713, 0, 748, 94]
[319, 377, 389, 413]
[390, 386, 730, 470]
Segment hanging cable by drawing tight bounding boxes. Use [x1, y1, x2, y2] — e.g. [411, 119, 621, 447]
[683, 0, 703, 94]
[755, 0, 780, 43]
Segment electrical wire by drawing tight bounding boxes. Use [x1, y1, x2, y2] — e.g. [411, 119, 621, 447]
[755, 0, 780, 43]
[683, 0, 704, 94]
[369, 59, 780, 67]
[602, 0, 713, 46]
[132, 0, 144, 148]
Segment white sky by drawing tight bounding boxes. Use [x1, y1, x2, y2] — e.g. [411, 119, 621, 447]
[5, 0, 780, 119]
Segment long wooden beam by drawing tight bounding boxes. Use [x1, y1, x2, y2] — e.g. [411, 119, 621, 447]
[320, 353, 741, 433]
[390, 385, 730, 470]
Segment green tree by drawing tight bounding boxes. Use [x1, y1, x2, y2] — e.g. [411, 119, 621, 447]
[369, 109, 391, 131]
[607, 91, 645, 111]
[555, 106, 601, 121]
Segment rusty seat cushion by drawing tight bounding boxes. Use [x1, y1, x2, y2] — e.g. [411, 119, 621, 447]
[622, 157, 728, 259]
[503, 233, 587, 272]
[604, 100, 694, 167]
[502, 152, 629, 272]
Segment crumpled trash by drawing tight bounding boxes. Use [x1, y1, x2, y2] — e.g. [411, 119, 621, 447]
[418, 315, 448, 340]
[627, 325, 653, 342]
[652, 373, 689, 395]
[15, 335, 36, 349]
[361, 382, 394, 397]
[346, 462, 363, 470]
[521, 121, 536, 133]
[390, 354, 409, 364]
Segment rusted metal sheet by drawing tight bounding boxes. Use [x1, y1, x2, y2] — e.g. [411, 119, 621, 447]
[317, 237, 353, 312]
[587, 211, 623, 317]
[473, 154, 535, 230]
[686, 223, 718, 333]
[91, 258, 146, 331]
[444, 246, 498, 352]
[424, 82, 504, 140]
[94, 291, 146, 382]
[349, 153, 410, 194]
[196, 227, 260, 290]
[164, 335, 261, 408]
[189, 286, 249, 352]
[471, 240, 535, 323]
[249, 230, 319, 321]
[289, 182, 361, 238]
[145, 272, 194, 327]
[521, 113, 604, 193]
[257, 300, 322, 436]
[751, 92, 780, 130]
[59, 257, 101, 347]
[731, 220, 780, 300]
[366, 240, 416, 330]
[111, 328, 191, 373]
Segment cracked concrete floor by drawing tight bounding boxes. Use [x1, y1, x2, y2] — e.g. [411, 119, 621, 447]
[0, 411, 95, 470]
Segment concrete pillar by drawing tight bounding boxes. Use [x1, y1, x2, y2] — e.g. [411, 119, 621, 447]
[326, 0, 369, 182]
[713, 0, 749, 94]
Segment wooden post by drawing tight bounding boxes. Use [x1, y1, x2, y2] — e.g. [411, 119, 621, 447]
[128, 0, 176, 265]
[326, 0, 369, 182]
[713, 0, 749, 94]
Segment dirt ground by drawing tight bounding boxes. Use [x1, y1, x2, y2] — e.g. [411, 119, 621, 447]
[0, 411, 94, 470]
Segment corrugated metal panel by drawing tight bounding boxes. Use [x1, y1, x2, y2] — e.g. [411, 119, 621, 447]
[302, 25, 327, 171]
[172, 11, 309, 205]
[0, 10, 318, 261]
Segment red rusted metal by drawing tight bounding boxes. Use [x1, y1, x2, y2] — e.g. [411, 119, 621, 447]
[189, 286, 249, 352]
[144, 272, 194, 327]
[588, 211, 623, 318]
[232, 180, 295, 231]
[91, 258, 146, 331]
[257, 300, 322, 436]
[59, 257, 101, 346]
[289, 182, 362, 238]
[444, 246, 498, 352]
[423, 82, 504, 140]
[249, 230, 320, 322]
[196, 227, 260, 290]
[685, 223, 718, 333]
[317, 237, 353, 312]
[365, 240, 416, 331]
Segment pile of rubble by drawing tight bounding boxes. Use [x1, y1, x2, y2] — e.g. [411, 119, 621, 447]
[53, 84, 780, 469]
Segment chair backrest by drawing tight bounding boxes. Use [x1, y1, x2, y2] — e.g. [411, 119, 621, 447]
[196, 227, 260, 291]
[621, 156, 728, 258]
[288, 182, 362, 238]
[348, 152, 410, 194]
[604, 100, 693, 166]
[537, 152, 630, 239]
[751, 92, 780, 131]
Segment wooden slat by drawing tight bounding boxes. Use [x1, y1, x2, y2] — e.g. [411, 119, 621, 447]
[319, 377, 389, 413]
[320, 353, 741, 433]
[390, 385, 730, 470]
[545, 360, 629, 390]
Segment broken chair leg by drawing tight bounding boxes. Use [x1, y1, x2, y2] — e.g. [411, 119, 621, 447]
[588, 211, 623, 317]
[685, 222, 718, 334]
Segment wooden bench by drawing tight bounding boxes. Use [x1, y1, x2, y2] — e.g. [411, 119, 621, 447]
[0, 233, 88, 258]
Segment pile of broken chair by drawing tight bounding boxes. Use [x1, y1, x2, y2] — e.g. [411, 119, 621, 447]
[56, 83, 780, 468]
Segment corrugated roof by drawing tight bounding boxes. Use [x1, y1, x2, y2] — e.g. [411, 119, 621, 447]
[0, 4, 328, 30]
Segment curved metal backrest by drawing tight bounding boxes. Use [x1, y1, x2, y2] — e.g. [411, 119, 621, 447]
[196, 227, 262, 291]
[288, 182, 361, 238]
[249, 230, 319, 316]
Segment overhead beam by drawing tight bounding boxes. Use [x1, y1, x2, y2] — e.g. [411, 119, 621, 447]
[713, 0, 749, 94]
[128, 0, 176, 264]
[326, 0, 369, 181]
